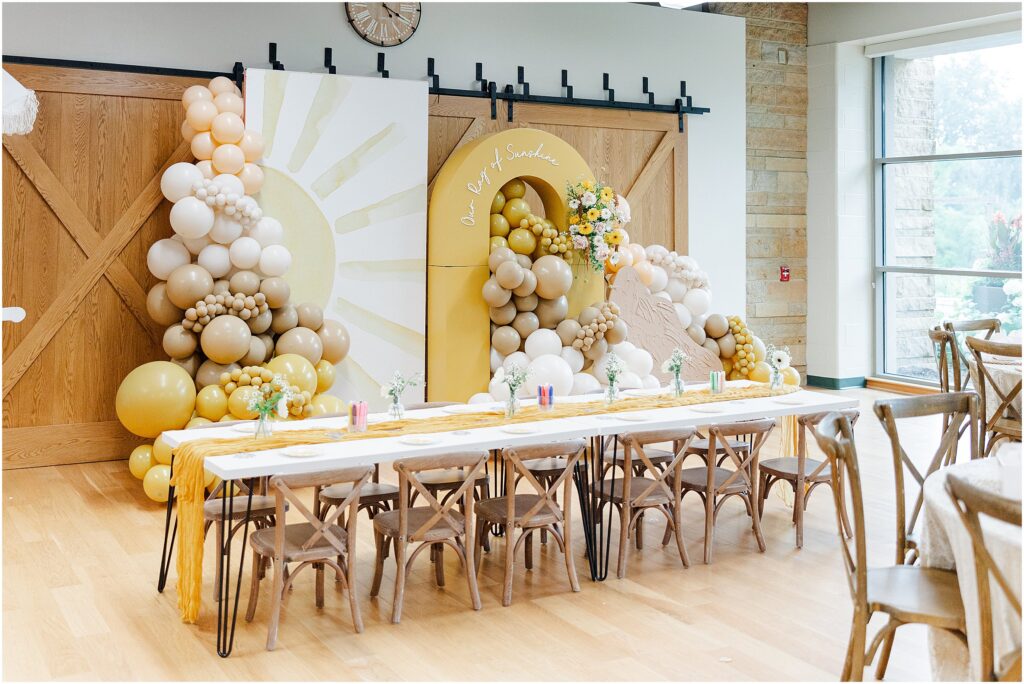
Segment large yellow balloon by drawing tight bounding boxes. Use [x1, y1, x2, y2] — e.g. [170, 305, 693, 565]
[752, 336, 767, 364]
[186, 416, 212, 428]
[195, 384, 229, 421]
[500, 179, 526, 199]
[265, 353, 317, 394]
[228, 385, 261, 419]
[501, 197, 530, 227]
[309, 393, 345, 417]
[143, 464, 173, 502]
[153, 435, 174, 465]
[116, 361, 196, 438]
[489, 213, 510, 238]
[749, 361, 772, 383]
[782, 366, 801, 386]
[315, 360, 336, 393]
[128, 444, 155, 480]
[507, 228, 537, 255]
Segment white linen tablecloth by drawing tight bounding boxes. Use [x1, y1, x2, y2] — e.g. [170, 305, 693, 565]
[920, 443, 1022, 680]
[968, 356, 1022, 423]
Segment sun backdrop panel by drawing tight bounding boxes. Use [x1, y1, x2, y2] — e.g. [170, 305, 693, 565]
[244, 69, 428, 408]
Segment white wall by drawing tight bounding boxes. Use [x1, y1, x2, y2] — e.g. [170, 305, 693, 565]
[2, 2, 748, 315]
[808, 2, 1020, 46]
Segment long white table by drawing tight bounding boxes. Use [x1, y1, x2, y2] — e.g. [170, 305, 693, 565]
[158, 383, 858, 656]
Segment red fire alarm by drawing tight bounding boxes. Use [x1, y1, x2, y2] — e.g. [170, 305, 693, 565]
[780, 266, 791, 282]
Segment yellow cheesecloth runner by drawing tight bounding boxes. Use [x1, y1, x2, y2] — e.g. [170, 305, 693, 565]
[171, 382, 799, 622]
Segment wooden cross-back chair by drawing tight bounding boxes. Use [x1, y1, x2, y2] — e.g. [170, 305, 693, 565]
[930, 327, 966, 393]
[946, 473, 1023, 682]
[965, 336, 1022, 456]
[812, 412, 965, 681]
[677, 419, 775, 564]
[874, 392, 979, 565]
[474, 439, 586, 606]
[943, 318, 1002, 389]
[758, 409, 860, 548]
[370, 452, 487, 623]
[244, 466, 373, 650]
[597, 427, 697, 578]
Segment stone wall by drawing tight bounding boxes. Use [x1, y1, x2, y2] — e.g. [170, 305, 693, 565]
[707, 3, 808, 374]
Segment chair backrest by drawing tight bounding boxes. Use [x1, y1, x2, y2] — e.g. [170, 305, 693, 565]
[874, 392, 979, 564]
[393, 452, 488, 542]
[617, 427, 698, 504]
[501, 439, 587, 527]
[705, 419, 776, 493]
[929, 327, 965, 393]
[945, 472, 1023, 681]
[797, 409, 861, 479]
[268, 466, 373, 555]
[945, 318, 1002, 385]
[812, 412, 868, 610]
[966, 336, 1023, 433]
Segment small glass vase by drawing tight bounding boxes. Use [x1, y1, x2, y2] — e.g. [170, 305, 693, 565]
[671, 374, 685, 398]
[605, 382, 619, 405]
[388, 396, 405, 421]
[255, 412, 273, 440]
[505, 394, 520, 419]
[769, 367, 784, 395]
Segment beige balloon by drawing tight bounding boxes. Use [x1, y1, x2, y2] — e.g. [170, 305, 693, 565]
[247, 308, 272, 334]
[200, 314, 252, 364]
[196, 359, 240, 389]
[258, 333, 275, 361]
[317, 319, 350, 364]
[241, 336, 268, 366]
[512, 270, 537, 297]
[259, 276, 291, 308]
[704, 313, 729, 339]
[490, 301, 517, 325]
[271, 305, 298, 334]
[229, 270, 260, 296]
[702, 338, 721, 357]
[577, 306, 600, 327]
[482, 277, 512, 307]
[488, 247, 517, 273]
[276, 326, 324, 365]
[556, 319, 582, 347]
[213, 278, 231, 295]
[604, 318, 628, 345]
[717, 332, 737, 358]
[532, 255, 573, 299]
[514, 293, 538, 312]
[296, 302, 324, 330]
[171, 353, 200, 379]
[165, 264, 214, 309]
[495, 260, 525, 289]
[146, 283, 184, 326]
[535, 295, 568, 329]
[491, 326, 521, 356]
[162, 324, 197, 359]
[686, 324, 706, 345]
[512, 311, 540, 339]
[515, 254, 533, 269]
[583, 338, 608, 361]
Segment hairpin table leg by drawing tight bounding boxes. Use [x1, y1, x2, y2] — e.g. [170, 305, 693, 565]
[157, 455, 177, 592]
[215, 480, 254, 657]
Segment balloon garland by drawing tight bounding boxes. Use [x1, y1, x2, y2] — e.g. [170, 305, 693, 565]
[117, 76, 353, 503]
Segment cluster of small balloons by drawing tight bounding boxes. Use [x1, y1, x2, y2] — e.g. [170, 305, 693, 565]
[215, 365, 314, 420]
[568, 301, 622, 354]
[179, 291, 269, 334]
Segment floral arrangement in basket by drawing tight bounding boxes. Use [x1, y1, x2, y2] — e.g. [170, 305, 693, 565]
[566, 179, 630, 271]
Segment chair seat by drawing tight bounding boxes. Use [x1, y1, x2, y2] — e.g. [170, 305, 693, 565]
[203, 495, 279, 521]
[687, 438, 749, 453]
[417, 468, 488, 489]
[521, 456, 569, 475]
[598, 477, 672, 505]
[867, 565, 965, 631]
[476, 494, 562, 526]
[675, 466, 749, 494]
[609, 448, 674, 466]
[992, 417, 1023, 438]
[250, 522, 347, 563]
[320, 481, 398, 504]
[759, 457, 831, 482]
[373, 506, 465, 541]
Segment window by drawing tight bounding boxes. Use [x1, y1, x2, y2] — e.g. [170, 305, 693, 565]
[875, 42, 1023, 382]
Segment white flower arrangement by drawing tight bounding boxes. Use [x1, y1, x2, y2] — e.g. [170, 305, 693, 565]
[661, 347, 689, 395]
[604, 352, 624, 387]
[493, 363, 528, 397]
[568, 198, 580, 210]
[581, 191, 597, 207]
[247, 374, 295, 419]
[381, 370, 422, 403]
[767, 345, 791, 370]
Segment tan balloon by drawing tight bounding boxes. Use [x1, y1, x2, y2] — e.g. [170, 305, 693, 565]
[229, 270, 260, 296]
[238, 163, 264, 195]
[247, 308, 272, 334]
[488, 247, 517, 273]
[163, 324, 198, 359]
[208, 76, 236, 96]
[583, 338, 608, 361]
[212, 143, 245, 175]
[490, 301, 517, 325]
[276, 326, 324, 365]
[213, 278, 231, 295]
[258, 333, 275, 361]
[182, 85, 213, 109]
[196, 359, 240, 389]
[687, 324, 706, 345]
[512, 312, 540, 339]
[186, 100, 218, 132]
[482, 277, 512, 307]
[210, 112, 244, 144]
[190, 132, 215, 161]
[495, 260, 525, 289]
[259, 277, 290, 308]
[171, 353, 200, 379]
[556, 319, 582, 346]
[238, 130, 265, 162]
[535, 295, 568, 329]
[296, 302, 324, 330]
[491, 326, 521, 356]
[515, 254, 533, 269]
[512, 269, 537, 297]
[604, 318, 628, 345]
[165, 264, 214, 309]
[146, 283, 184, 326]
[702, 338, 721, 357]
[200, 314, 252, 364]
[213, 92, 244, 117]
[241, 336, 267, 366]
[514, 293, 538, 312]
[317, 319, 350, 364]
[717, 332, 737, 358]
[532, 255, 574, 299]
[704, 313, 729, 339]
[577, 306, 600, 327]
[271, 305, 298, 334]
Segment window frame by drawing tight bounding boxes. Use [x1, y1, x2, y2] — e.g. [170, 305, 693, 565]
[872, 52, 1023, 384]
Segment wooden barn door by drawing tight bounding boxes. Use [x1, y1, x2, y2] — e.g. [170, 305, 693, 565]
[2, 64, 200, 469]
[427, 96, 688, 252]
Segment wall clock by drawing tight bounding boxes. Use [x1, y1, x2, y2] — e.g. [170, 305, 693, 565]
[346, 3, 421, 47]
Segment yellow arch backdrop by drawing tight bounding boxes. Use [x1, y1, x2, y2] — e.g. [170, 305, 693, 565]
[427, 128, 604, 401]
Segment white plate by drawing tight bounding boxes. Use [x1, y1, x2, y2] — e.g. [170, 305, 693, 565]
[229, 422, 258, 434]
[398, 435, 440, 446]
[771, 397, 805, 406]
[623, 388, 665, 397]
[616, 413, 651, 422]
[281, 445, 322, 458]
[688, 405, 725, 414]
[501, 425, 538, 435]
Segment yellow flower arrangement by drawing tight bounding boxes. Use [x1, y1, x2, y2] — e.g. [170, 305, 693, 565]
[582, 180, 595, 191]
[605, 229, 624, 245]
[600, 187, 614, 201]
[569, 214, 580, 225]
[587, 207, 600, 221]
[578, 222, 594, 235]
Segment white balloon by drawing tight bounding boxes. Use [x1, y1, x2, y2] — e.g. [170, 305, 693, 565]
[592, 354, 612, 385]
[648, 265, 668, 293]
[654, 291, 672, 302]
[524, 329, 562, 360]
[624, 349, 654, 377]
[161, 162, 204, 203]
[212, 173, 244, 198]
[526, 354, 574, 396]
[181, 233, 212, 256]
[571, 372, 602, 395]
[469, 392, 495, 404]
[673, 303, 693, 329]
[664, 278, 688, 303]
[146, 238, 191, 279]
[169, 196, 215, 239]
[490, 348, 505, 373]
[610, 341, 636, 354]
[488, 376, 511, 401]
[502, 351, 530, 373]
[248, 217, 284, 247]
[645, 244, 669, 261]
[619, 371, 643, 390]
[259, 244, 292, 277]
[642, 374, 661, 389]
[682, 288, 711, 317]
[209, 214, 243, 244]
[228, 236, 262, 269]
[560, 346, 584, 374]
[197, 243, 231, 278]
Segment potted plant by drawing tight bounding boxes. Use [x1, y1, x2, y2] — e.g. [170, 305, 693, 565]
[973, 212, 1021, 312]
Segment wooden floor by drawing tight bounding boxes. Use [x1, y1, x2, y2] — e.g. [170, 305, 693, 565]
[3, 388, 955, 681]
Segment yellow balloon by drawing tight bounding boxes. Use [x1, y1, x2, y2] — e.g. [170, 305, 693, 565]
[143, 464, 173, 502]
[501, 197, 530, 227]
[489, 213, 510, 238]
[219, 414, 238, 422]
[153, 435, 174, 465]
[490, 190, 506, 214]
[206, 476, 240, 497]
[265, 353, 317, 394]
[186, 416, 212, 428]
[500, 179, 526, 199]
[507, 228, 537, 255]
[749, 361, 772, 383]
[782, 366, 801, 386]
[203, 468, 216, 488]
[228, 385, 260, 419]
[195, 384, 229, 421]
[489, 236, 509, 252]
[315, 360, 335, 393]
[309, 393, 345, 417]
[115, 361, 196, 438]
[752, 336, 767, 363]
[128, 444, 155, 480]
[721, 358, 733, 374]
